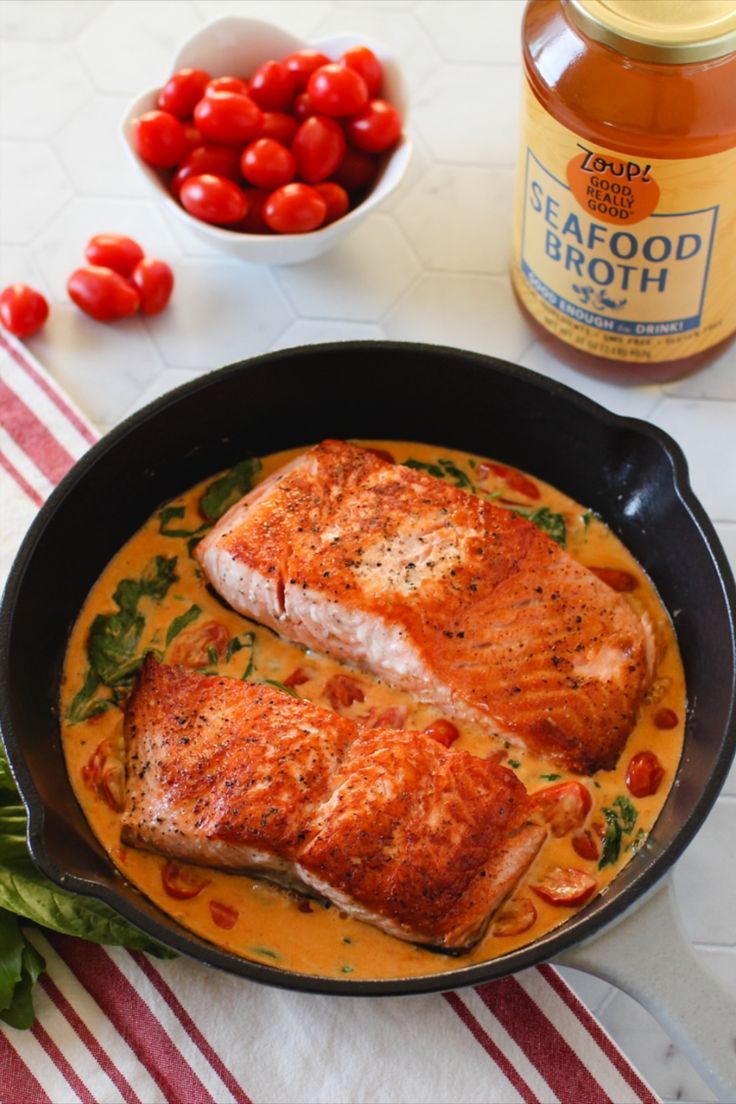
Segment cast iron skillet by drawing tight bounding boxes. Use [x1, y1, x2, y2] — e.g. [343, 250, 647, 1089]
[1, 342, 735, 999]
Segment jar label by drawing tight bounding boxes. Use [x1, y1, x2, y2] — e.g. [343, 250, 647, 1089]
[512, 81, 736, 363]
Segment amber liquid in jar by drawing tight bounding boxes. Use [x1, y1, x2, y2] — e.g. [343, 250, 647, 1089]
[513, 0, 736, 384]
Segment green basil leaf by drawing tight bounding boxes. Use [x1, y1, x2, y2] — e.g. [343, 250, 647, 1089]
[158, 505, 210, 540]
[260, 679, 298, 698]
[613, 794, 638, 834]
[598, 807, 622, 869]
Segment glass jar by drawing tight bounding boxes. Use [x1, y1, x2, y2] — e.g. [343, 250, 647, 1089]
[511, 0, 736, 383]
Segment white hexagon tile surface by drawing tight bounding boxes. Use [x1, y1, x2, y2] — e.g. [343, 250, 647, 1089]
[1, 3, 734, 1101]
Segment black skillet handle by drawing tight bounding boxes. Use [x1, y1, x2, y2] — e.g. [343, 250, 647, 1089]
[555, 876, 736, 1101]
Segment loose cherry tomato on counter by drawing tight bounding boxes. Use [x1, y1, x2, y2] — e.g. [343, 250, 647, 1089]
[0, 284, 49, 337]
[130, 258, 174, 316]
[236, 188, 272, 233]
[263, 182, 327, 234]
[67, 266, 140, 322]
[477, 461, 540, 501]
[332, 148, 378, 192]
[571, 828, 600, 862]
[423, 718, 460, 748]
[132, 110, 188, 167]
[180, 174, 248, 225]
[169, 620, 230, 666]
[240, 137, 296, 190]
[491, 897, 537, 937]
[322, 673, 365, 710]
[346, 99, 402, 153]
[653, 707, 678, 729]
[315, 182, 349, 224]
[161, 860, 210, 900]
[532, 780, 592, 837]
[172, 144, 243, 193]
[205, 75, 250, 97]
[260, 110, 298, 145]
[84, 234, 143, 277]
[284, 48, 331, 91]
[292, 115, 346, 183]
[307, 63, 368, 117]
[194, 91, 263, 145]
[589, 566, 638, 592]
[249, 59, 296, 111]
[341, 46, 382, 97]
[292, 91, 316, 122]
[626, 750, 665, 798]
[157, 67, 211, 118]
[209, 900, 239, 929]
[531, 867, 598, 907]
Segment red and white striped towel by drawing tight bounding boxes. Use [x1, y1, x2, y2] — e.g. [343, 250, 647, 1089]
[0, 330, 659, 1104]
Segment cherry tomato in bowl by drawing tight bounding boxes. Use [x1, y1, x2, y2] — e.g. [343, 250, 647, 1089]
[307, 64, 369, 117]
[179, 174, 248, 225]
[133, 110, 188, 167]
[240, 138, 295, 190]
[263, 183, 327, 234]
[292, 115, 346, 183]
[157, 68, 211, 119]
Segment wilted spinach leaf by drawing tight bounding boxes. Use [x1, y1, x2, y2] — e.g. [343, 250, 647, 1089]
[165, 604, 201, 647]
[200, 457, 262, 522]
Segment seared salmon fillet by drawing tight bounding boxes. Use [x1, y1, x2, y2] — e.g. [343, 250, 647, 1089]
[122, 657, 545, 952]
[197, 441, 652, 773]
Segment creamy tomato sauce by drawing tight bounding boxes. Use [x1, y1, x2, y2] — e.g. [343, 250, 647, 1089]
[60, 441, 685, 979]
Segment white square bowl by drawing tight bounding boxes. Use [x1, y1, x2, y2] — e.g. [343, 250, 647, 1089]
[120, 17, 412, 265]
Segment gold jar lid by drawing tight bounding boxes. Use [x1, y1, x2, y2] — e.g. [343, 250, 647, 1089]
[567, 0, 736, 63]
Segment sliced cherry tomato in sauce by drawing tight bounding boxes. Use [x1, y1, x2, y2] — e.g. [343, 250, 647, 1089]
[157, 68, 211, 119]
[307, 64, 368, 117]
[323, 673, 365, 710]
[423, 719, 460, 748]
[82, 740, 125, 812]
[477, 461, 540, 500]
[346, 99, 402, 153]
[532, 780, 592, 837]
[172, 144, 243, 193]
[589, 566, 638, 592]
[263, 183, 326, 234]
[284, 49, 331, 91]
[67, 266, 140, 322]
[194, 92, 262, 145]
[0, 284, 48, 337]
[341, 46, 382, 97]
[360, 705, 409, 730]
[260, 111, 298, 146]
[84, 234, 143, 277]
[169, 620, 230, 667]
[292, 116, 346, 184]
[626, 750, 665, 798]
[571, 828, 600, 862]
[283, 666, 312, 688]
[179, 174, 248, 225]
[241, 138, 295, 190]
[161, 861, 210, 900]
[132, 110, 188, 167]
[531, 867, 597, 907]
[209, 900, 239, 929]
[653, 707, 678, 729]
[491, 897, 537, 937]
[364, 446, 395, 463]
[249, 60, 296, 111]
[130, 258, 174, 316]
